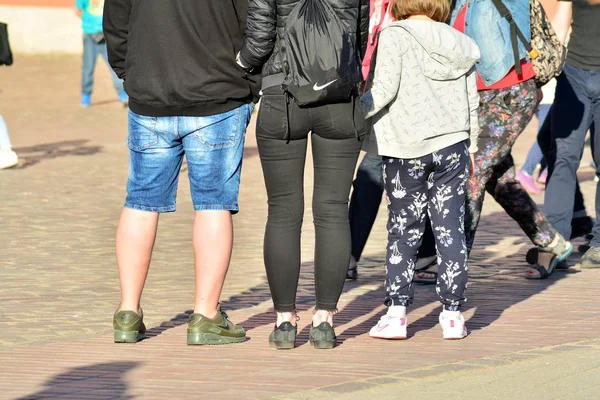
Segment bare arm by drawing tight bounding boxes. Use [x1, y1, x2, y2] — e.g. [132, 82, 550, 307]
[552, 1, 573, 45]
[74, 8, 82, 18]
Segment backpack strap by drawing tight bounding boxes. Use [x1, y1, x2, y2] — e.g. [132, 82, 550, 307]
[489, 0, 532, 75]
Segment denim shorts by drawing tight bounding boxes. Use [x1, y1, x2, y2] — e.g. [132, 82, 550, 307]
[125, 103, 254, 213]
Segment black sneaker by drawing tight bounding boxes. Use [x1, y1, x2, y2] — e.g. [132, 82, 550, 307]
[268, 322, 297, 350]
[309, 322, 336, 349]
[571, 216, 594, 239]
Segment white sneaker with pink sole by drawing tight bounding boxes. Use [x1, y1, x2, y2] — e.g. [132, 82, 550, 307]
[439, 311, 468, 340]
[369, 313, 408, 340]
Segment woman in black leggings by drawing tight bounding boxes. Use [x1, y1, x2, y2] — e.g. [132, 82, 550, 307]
[238, 0, 369, 349]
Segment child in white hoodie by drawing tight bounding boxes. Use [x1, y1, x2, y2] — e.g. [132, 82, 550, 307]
[361, 0, 480, 340]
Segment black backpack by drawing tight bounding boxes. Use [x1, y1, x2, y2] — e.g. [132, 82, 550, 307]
[282, 0, 362, 107]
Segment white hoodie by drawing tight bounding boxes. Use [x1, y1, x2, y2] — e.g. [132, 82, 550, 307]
[361, 20, 481, 159]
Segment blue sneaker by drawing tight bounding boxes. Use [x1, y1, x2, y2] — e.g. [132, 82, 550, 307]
[81, 94, 92, 108]
[118, 90, 129, 107]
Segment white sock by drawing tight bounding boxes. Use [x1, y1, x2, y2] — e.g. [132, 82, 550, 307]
[387, 305, 407, 318]
[442, 309, 461, 318]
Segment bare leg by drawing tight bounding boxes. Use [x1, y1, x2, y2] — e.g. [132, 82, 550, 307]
[193, 210, 234, 318]
[116, 208, 159, 312]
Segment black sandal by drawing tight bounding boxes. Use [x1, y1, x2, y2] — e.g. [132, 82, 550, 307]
[346, 266, 358, 280]
[415, 255, 437, 272]
[525, 236, 573, 278]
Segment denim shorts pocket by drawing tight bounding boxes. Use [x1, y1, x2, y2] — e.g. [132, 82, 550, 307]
[257, 94, 288, 137]
[127, 112, 158, 151]
[194, 107, 240, 150]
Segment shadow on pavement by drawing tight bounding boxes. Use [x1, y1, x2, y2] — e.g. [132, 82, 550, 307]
[13, 140, 102, 169]
[337, 210, 584, 343]
[146, 258, 374, 338]
[16, 361, 138, 400]
[147, 210, 585, 346]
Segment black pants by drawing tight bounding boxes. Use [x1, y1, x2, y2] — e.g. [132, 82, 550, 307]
[542, 64, 600, 245]
[537, 104, 590, 218]
[256, 87, 363, 312]
[384, 141, 470, 311]
[349, 153, 437, 261]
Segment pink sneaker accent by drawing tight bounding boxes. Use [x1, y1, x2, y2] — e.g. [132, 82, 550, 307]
[439, 312, 468, 340]
[537, 168, 548, 185]
[516, 171, 542, 195]
[369, 314, 408, 340]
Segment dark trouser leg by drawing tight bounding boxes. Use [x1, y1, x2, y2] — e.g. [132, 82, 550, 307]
[466, 79, 556, 249]
[382, 156, 430, 307]
[255, 87, 311, 313]
[539, 99, 588, 219]
[311, 134, 362, 310]
[257, 135, 307, 312]
[545, 65, 594, 240]
[349, 153, 384, 260]
[588, 78, 600, 247]
[428, 142, 470, 311]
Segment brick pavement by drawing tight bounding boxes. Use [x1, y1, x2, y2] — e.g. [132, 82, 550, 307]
[0, 56, 599, 399]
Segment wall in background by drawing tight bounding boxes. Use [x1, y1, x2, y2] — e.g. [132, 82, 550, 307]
[1, 1, 81, 54]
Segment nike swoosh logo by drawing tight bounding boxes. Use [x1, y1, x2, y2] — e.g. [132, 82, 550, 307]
[376, 324, 389, 332]
[313, 80, 338, 91]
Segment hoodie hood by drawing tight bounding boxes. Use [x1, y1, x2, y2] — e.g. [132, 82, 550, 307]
[385, 20, 480, 80]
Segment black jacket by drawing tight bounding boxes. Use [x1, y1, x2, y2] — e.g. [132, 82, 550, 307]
[239, 0, 369, 88]
[103, 0, 260, 117]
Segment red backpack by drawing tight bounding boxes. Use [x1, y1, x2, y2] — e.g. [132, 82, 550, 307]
[361, 0, 393, 80]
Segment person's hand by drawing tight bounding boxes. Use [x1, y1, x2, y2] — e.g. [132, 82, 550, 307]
[469, 153, 476, 175]
[536, 88, 543, 105]
[235, 52, 252, 72]
[74, 8, 83, 18]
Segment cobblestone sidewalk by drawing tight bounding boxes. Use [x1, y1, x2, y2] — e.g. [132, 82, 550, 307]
[0, 56, 598, 399]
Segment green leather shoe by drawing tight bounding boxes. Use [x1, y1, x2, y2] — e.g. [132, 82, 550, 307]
[187, 309, 246, 345]
[113, 309, 146, 343]
[309, 322, 336, 349]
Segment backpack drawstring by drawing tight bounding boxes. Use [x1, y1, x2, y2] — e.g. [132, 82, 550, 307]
[284, 91, 291, 144]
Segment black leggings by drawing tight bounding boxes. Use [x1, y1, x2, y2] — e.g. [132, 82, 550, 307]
[256, 86, 363, 312]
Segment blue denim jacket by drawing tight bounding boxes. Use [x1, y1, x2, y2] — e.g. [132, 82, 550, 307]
[450, 0, 531, 86]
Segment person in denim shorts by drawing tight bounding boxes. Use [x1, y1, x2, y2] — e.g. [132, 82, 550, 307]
[103, 0, 259, 345]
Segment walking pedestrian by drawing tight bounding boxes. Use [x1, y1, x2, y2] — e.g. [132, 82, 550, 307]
[76, 0, 127, 107]
[238, 0, 369, 349]
[104, 0, 259, 345]
[0, 23, 17, 170]
[363, 0, 480, 340]
[542, 0, 600, 268]
[450, 0, 572, 279]
[0, 115, 18, 170]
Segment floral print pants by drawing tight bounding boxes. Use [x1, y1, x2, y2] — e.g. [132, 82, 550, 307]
[383, 141, 469, 311]
[466, 79, 557, 251]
